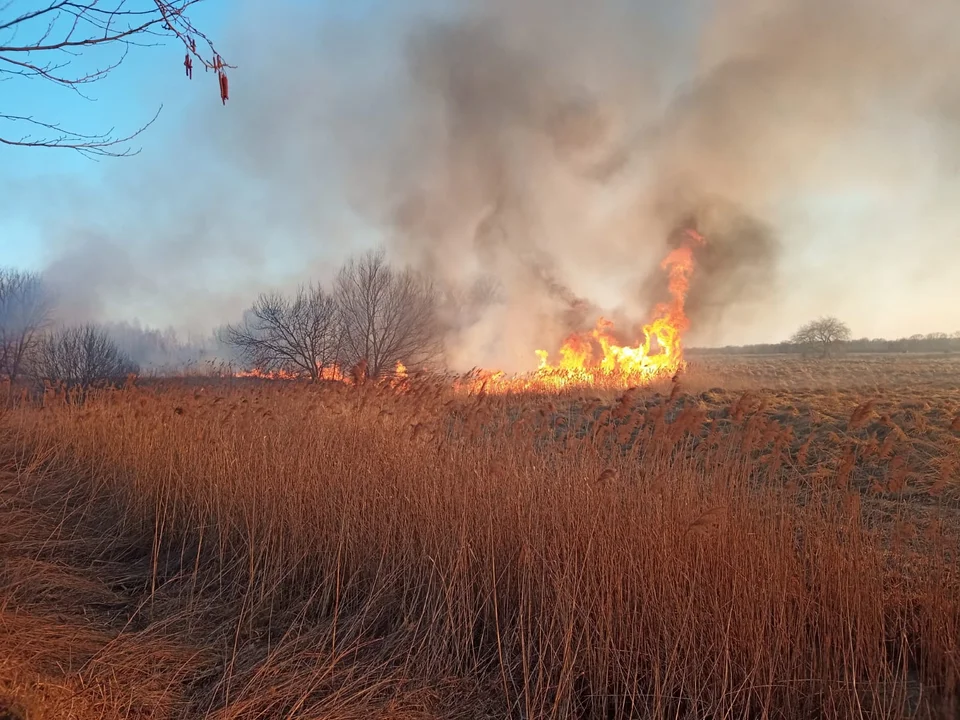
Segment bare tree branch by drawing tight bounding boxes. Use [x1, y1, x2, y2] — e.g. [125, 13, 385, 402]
[1, 0, 231, 156]
[0, 105, 160, 158]
[32, 322, 139, 388]
[336, 249, 443, 378]
[219, 285, 341, 382]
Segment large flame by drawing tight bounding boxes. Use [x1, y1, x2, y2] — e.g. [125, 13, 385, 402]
[465, 228, 705, 393]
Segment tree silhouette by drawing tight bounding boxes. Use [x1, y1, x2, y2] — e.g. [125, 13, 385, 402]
[336, 249, 442, 378]
[220, 285, 342, 382]
[789, 316, 852, 358]
[32, 323, 139, 387]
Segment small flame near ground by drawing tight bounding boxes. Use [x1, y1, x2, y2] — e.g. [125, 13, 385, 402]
[233, 229, 704, 394]
[234, 366, 346, 382]
[234, 362, 409, 390]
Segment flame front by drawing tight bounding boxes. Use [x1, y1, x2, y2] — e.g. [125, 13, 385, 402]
[470, 228, 705, 393]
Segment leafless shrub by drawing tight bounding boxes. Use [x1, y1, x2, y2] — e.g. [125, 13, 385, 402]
[219, 284, 341, 381]
[32, 324, 139, 389]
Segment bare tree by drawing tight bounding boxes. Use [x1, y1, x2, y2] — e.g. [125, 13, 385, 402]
[1, 1, 231, 157]
[219, 284, 341, 381]
[336, 249, 442, 378]
[0, 268, 52, 395]
[33, 324, 139, 387]
[789, 316, 852, 358]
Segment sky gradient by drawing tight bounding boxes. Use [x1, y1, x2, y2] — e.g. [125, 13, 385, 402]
[2, 0, 958, 367]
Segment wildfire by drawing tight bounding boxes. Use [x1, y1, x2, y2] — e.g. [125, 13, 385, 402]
[465, 228, 705, 393]
[234, 368, 301, 380]
[234, 361, 406, 386]
[389, 361, 410, 392]
[322, 365, 346, 382]
[230, 228, 704, 395]
[233, 365, 346, 381]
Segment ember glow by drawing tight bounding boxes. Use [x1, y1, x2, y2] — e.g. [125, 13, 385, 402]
[234, 368, 301, 380]
[234, 366, 346, 381]
[234, 361, 408, 386]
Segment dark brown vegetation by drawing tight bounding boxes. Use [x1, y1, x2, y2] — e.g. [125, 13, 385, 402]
[0, 356, 958, 719]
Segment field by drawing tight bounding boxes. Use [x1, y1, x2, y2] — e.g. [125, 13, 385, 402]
[1, 354, 959, 719]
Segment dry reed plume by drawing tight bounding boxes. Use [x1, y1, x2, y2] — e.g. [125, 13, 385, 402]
[0, 356, 959, 718]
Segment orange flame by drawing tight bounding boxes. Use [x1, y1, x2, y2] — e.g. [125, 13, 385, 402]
[389, 361, 411, 392]
[320, 365, 346, 382]
[467, 228, 705, 393]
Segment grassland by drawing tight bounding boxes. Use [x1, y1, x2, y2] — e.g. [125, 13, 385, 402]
[1, 354, 959, 719]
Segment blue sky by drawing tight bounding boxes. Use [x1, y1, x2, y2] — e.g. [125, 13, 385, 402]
[1, 0, 231, 268]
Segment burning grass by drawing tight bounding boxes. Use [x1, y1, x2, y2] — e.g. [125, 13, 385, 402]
[0, 357, 959, 718]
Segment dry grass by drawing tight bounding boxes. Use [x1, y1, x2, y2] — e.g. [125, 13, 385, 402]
[684, 353, 960, 393]
[0, 356, 959, 719]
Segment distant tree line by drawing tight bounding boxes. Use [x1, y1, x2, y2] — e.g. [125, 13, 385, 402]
[691, 316, 960, 357]
[11, 256, 954, 403]
[103, 321, 223, 373]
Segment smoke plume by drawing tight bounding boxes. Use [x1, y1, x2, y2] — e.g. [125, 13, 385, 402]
[17, 0, 960, 368]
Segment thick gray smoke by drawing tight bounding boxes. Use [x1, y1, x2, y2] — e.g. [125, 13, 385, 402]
[23, 0, 960, 368]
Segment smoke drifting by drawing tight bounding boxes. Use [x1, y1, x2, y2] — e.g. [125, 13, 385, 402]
[22, 0, 960, 369]
[646, 197, 779, 333]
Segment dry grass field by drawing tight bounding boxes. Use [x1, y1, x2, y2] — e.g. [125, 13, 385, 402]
[1, 354, 959, 719]
[684, 354, 960, 393]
